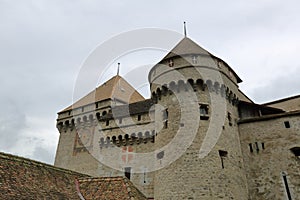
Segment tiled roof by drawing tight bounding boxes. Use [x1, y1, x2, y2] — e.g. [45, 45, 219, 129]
[60, 75, 145, 113]
[263, 94, 300, 105]
[78, 177, 147, 200]
[100, 99, 154, 120]
[162, 37, 213, 59]
[0, 152, 147, 200]
[160, 37, 242, 83]
[0, 152, 88, 199]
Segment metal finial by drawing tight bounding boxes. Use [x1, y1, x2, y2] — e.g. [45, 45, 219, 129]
[184, 21, 187, 37]
[117, 63, 120, 76]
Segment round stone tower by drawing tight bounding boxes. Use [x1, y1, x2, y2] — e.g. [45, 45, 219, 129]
[149, 37, 249, 199]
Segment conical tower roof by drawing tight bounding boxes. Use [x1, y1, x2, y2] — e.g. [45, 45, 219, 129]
[154, 37, 242, 83]
[162, 37, 213, 60]
[59, 75, 145, 113]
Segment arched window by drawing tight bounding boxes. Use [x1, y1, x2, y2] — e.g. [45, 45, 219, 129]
[290, 147, 300, 158]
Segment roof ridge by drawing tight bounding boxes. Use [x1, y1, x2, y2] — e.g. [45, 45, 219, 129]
[78, 176, 124, 182]
[111, 75, 121, 100]
[263, 94, 300, 105]
[59, 75, 145, 113]
[0, 151, 89, 177]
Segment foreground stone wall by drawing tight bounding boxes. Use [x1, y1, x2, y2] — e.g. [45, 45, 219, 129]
[239, 114, 300, 200]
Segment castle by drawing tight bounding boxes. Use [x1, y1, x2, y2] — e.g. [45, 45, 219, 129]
[53, 36, 300, 200]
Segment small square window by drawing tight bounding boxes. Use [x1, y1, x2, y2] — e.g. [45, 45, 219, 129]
[199, 105, 208, 115]
[199, 104, 209, 120]
[284, 121, 290, 128]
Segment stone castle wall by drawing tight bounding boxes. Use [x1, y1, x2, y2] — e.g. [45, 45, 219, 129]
[239, 114, 300, 200]
[149, 54, 249, 199]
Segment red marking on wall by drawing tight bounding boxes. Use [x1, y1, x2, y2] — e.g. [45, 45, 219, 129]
[121, 146, 134, 164]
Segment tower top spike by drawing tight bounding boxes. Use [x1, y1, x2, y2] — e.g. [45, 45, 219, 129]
[184, 21, 187, 37]
[117, 63, 120, 76]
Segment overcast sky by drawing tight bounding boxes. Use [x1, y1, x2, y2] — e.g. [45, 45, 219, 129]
[0, 0, 299, 164]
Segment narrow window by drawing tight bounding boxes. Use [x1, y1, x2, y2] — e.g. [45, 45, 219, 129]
[138, 115, 141, 121]
[163, 109, 168, 128]
[261, 142, 265, 150]
[106, 120, 109, 126]
[163, 109, 168, 120]
[124, 167, 131, 180]
[228, 112, 232, 126]
[218, 150, 228, 169]
[143, 169, 147, 183]
[164, 120, 168, 129]
[249, 143, 253, 153]
[281, 172, 292, 200]
[95, 103, 98, 109]
[284, 121, 291, 128]
[255, 142, 259, 152]
[81, 107, 84, 112]
[119, 118, 122, 124]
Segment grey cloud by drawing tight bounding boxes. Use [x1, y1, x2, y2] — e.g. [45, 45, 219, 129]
[0, 98, 26, 150]
[32, 146, 55, 164]
[249, 67, 300, 103]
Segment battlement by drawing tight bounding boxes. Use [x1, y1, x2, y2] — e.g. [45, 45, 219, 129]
[99, 130, 155, 148]
[151, 77, 239, 106]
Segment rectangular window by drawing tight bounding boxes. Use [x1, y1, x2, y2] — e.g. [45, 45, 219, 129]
[199, 105, 208, 115]
[106, 120, 109, 126]
[124, 167, 131, 180]
[255, 142, 259, 152]
[138, 115, 141, 121]
[199, 104, 209, 120]
[249, 143, 253, 153]
[119, 118, 122, 124]
[218, 150, 228, 169]
[281, 172, 292, 200]
[228, 112, 232, 126]
[284, 121, 291, 128]
[164, 120, 168, 129]
[163, 109, 168, 120]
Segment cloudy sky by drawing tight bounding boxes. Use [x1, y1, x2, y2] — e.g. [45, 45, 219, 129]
[0, 0, 299, 164]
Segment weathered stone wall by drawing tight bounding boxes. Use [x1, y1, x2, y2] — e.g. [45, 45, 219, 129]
[55, 103, 156, 198]
[150, 54, 249, 200]
[239, 114, 300, 200]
